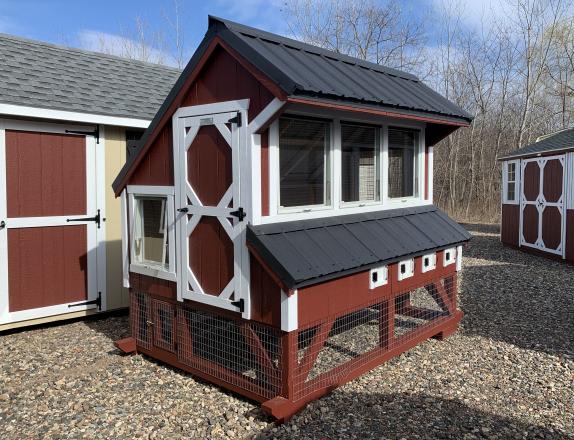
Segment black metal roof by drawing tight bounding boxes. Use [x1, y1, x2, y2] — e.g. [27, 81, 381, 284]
[247, 205, 471, 289]
[499, 128, 574, 160]
[210, 16, 472, 123]
[113, 15, 472, 194]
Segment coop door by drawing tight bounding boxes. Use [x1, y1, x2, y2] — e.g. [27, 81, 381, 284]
[174, 104, 249, 316]
[520, 155, 566, 256]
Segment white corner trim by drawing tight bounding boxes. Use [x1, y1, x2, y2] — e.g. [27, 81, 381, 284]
[456, 245, 463, 272]
[248, 98, 285, 133]
[120, 190, 130, 288]
[281, 289, 298, 332]
[0, 103, 150, 128]
[427, 146, 434, 202]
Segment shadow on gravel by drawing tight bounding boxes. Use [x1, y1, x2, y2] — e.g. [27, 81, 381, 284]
[83, 311, 130, 346]
[459, 228, 574, 358]
[254, 391, 571, 440]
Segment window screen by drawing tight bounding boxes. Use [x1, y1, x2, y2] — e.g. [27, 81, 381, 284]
[388, 128, 419, 198]
[133, 196, 169, 269]
[279, 117, 330, 208]
[341, 124, 380, 203]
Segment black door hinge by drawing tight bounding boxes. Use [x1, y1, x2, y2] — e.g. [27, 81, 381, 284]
[69, 292, 102, 311]
[229, 207, 246, 221]
[66, 125, 100, 144]
[67, 209, 102, 228]
[228, 113, 242, 127]
[231, 298, 244, 313]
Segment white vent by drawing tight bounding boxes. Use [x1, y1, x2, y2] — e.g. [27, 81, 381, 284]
[397, 258, 415, 281]
[421, 253, 436, 273]
[369, 266, 388, 289]
[443, 248, 456, 266]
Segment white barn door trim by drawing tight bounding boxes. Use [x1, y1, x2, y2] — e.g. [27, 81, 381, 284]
[173, 100, 250, 318]
[519, 154, 566, 257]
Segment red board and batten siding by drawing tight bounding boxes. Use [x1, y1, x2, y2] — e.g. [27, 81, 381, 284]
[501, 204, 520, 247]
[128, 44, 274, 187]
[298, 250, 457, 327]
[5, 130, 89, 311]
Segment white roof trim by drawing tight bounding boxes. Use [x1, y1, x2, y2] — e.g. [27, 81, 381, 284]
[0, 102, 151, 128]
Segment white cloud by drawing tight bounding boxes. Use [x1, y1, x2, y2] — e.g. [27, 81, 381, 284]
[77, 29, 177, 67]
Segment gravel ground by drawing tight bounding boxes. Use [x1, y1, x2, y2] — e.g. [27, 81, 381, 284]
[1, 224, 573, 439]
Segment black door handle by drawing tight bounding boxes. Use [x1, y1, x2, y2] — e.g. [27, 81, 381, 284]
[0, 221, 5, 229]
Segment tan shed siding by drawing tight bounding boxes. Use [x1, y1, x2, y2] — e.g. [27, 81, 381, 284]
[105, 126, 129, 310]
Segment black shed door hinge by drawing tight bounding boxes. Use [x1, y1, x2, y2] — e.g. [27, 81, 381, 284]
[69, 292, 102, 311]
[67, 209, 102, 228]
[231, 298, 244, 313]
[229, 207, 246, 222]
[65, 125, 100, 144]
[228, 113, 242, 127]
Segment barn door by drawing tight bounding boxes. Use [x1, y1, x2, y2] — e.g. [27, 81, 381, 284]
[0, 122, 101, 325]
[520, 155, 566, 256]
[174, 102, 249, 316]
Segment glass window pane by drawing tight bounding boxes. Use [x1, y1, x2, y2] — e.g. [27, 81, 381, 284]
[508, 162, 516, 181]
[134, 196, 168, 269]
[279, 117, 330, 208]
[341, 124, 379, 203]
[507, 182, 515, 201]
[388, 128, 419, 198]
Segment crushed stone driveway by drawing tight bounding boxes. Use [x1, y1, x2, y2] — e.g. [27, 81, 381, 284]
[0, 224, 573, 439]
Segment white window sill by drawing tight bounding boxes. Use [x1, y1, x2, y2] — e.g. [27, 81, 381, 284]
[130, 264, 177, 282]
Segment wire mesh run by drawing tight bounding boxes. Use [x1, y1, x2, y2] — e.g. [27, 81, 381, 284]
[292, 275, 457, 401]
[129, 291, 283, 401]
[177, 307, 283, 400]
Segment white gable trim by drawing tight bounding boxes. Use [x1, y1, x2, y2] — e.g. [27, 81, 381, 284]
[0, 103, 150, 128]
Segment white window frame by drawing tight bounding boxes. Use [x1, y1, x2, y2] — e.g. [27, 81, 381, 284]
[421, 252, 437, 273]
[502, 159, 520, 205]
[397, 258, 415, 281]
[272, 116, 334, 214]
[127, 185, 176, 282]
[369, 265, 388, 289]
[443, 247, 456, 266]
[264, 112, 428, 224]
[386, 126, 424, 203]
[339, 122, 381, 208]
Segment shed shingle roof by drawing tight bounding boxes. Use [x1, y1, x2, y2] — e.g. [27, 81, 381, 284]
[499, 128, 574, 160]
[247, 205, 471, 289]
[0, 33, 181, 121]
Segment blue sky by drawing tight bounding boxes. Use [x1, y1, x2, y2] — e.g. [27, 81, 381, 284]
[0, 0, 511, 67]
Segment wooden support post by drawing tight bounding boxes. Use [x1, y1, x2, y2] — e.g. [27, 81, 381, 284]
[379, 299, 394, 350]
[281, 331, 297, 401]
[240, 323, 280, 386]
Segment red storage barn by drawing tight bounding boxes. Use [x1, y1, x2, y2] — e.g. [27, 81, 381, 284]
[113, 16, 473, 419]
[500, 129, 574, 262]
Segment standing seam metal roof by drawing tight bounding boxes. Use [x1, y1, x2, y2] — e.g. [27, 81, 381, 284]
[247, 205, 471, 289]
[0, 33, 181, 121]
[499, 128, 574, 160]
[212, 16, 472, 123]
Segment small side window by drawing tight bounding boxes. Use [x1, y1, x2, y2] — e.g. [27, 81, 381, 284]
[421, 253, 436, 273]
[503, 160, 519, 204]
[369, 265, 388, 289]
[443, 248, 456, 266]
[129, 187, 176, 281]
[397, 258, 414, 281]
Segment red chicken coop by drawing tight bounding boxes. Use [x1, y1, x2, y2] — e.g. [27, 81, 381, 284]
[112, 16, 473, 419]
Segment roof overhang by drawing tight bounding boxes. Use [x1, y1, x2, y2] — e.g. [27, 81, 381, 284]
[498, 145, 574, 161]
[0, 102, 151, 128]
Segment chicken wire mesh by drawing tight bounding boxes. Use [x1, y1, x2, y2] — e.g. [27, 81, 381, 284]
[129, 291, 283, 401]
[292, 275, 457, 401]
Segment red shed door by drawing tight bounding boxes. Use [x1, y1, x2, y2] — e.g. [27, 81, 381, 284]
[0, 126, 100, 324]
[520, 155, 565, 256]
[174, 102, 249, 316]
